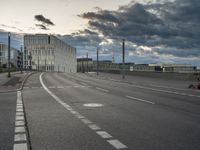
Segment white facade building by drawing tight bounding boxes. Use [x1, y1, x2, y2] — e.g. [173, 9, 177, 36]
[24, 34, 77, 72]
[0, 43, 19, 67]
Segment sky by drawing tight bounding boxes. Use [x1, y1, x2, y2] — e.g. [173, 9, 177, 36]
[0, 0, 200, 68]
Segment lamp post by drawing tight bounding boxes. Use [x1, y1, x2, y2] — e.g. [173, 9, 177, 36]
[8, 32, 11, 78]
[97, 47, 99, 76]
[86, 52, 88, 73]
[20, 45, 23, 74]
[122, 39, 125, 79]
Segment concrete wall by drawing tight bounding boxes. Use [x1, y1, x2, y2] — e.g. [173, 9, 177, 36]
[99, 69, 200, 81]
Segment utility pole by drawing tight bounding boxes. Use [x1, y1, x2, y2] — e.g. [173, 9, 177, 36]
[122, 39, 125, 79]
[29, 52, 32, 71]
[97, 47, 99, 76]
[86, 52, 88, 73]
[45, 59, 46, 72]
[20, 45, 23, 74]
[37, 55, 39, 71]
[8, 32, 11, 78]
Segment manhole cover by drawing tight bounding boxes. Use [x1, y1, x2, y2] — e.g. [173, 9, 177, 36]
[83, 103, 104, 107]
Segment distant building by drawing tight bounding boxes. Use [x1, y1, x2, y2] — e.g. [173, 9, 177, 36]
[149, 64, 197, 73]
[0, 43, 19, 68]
[24, 34, 77, 72]
[77, 58, 93, 72]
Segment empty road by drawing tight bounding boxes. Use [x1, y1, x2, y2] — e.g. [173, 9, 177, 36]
[11, 72, 200, 150]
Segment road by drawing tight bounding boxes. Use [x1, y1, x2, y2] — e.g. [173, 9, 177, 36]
[5, 72, 200, 150]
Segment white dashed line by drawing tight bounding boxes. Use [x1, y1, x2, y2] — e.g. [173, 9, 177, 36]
[96, 87, 109, 93]
[88, 124, 101, 130]
[16, 112, 24, 116]
[16, 116, 24, 121]
[126, 95, 155, 105]
[96, 131, 113, 139]
[15, 121, 25, 126]
[81, 118, 93, 124]
[39, 73, 128, 149]
[107, 139, 128, 149]
[13, 143, 28, 150]
[13, 91, 28, 150]
[14, 134, 27, 142]
[15, 126, 26, 133]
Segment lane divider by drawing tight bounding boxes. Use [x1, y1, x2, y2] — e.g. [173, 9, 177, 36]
[126, 95, 155, 105]
[40, 73, 127, 149]
[96, 87, 109, 93]
[13, 91, 28, 150]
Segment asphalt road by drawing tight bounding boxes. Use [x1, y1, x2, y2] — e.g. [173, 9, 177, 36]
[0, 92, 16, 150]
[21, 72, 200, 150]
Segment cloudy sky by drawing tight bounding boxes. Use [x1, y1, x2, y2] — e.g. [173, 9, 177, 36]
[0, 0, 200, 68]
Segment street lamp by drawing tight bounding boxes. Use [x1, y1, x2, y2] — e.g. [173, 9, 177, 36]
[97, 47, 99, 76]
[8, 32, 11, 78]
[20, 45, 23, 74]
[122, 39, 125, 79]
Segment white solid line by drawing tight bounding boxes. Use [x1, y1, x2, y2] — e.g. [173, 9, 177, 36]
[96, 131, 112, 139]
[96, 87, 109, 92]
[15, 121, 25, 126]
[13, 143, 28, 150]
[88, 124, 101, 130]
[107, 139, 128, 149]
[15, 126, 26, 133]
[126, 96, 155, 104]
[39, 73, 128, 149]
[14, 133, 27, 142]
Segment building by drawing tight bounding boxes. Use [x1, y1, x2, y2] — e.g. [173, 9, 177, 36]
[0, 43, 19, 68]
[77, 58, 93, 72]
[149, 64, 197, 73]
[24, 34, 77, 72]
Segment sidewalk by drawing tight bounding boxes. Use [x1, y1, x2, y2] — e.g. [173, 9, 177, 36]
[0, 72, 28, 93]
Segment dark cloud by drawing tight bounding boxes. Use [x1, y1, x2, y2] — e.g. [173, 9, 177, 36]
[34, 15, 55, 26]
[76, 0, 200, 61]
[35, 24, 49, 30]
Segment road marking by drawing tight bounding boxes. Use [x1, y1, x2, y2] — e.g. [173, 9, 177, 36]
[16, 116, 24, 121]
[14, 91, 28, 150]
[57, 86, 64, 89]
[14, 134, 27, 142]
[74, 114, 85, 119]
[130, 84, 200, 98]
[40, 73, 128, 149]
[13, 143, 28, 150]
[88, 124, 101, 130]
[107, 139, 128, 149]
[70, 110, 79, 115]
[83, 103, 104, 107]
[96, 87, 109, 93]
[126, 96, 155, 105]
[81, 118, 93, 124]
[16, 112, 24, 116]
[15, 126, 26, 133]
[15, 121, 25, 126]
[16, 109, 23, 112]
[96, 131, 113, 139]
